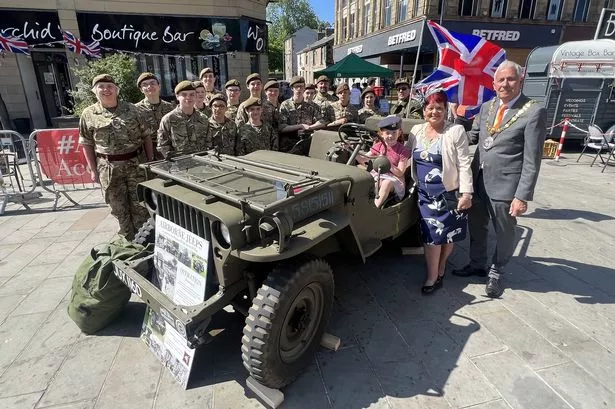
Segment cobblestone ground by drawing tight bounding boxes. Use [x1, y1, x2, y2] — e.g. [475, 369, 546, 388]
[1, 153, 614, 409]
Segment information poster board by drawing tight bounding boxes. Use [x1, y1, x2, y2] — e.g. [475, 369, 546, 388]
[140, 216, 209, 388]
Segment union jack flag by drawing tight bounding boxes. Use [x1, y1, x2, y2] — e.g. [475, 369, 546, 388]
[0, 31, 30, 55]
[416, 21, 506, 118]
[62, 30, 101, 59]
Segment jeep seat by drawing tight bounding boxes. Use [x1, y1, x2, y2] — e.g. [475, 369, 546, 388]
[308, 129, 345, 161]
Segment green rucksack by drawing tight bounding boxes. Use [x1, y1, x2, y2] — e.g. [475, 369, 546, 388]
[67, 236, 153, 334]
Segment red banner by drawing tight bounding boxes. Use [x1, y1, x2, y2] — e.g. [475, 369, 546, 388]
[37, 129, 96, 184]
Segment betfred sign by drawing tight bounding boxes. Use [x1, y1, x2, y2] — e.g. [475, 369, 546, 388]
[388, 30, 416, 46]
[37, 129, 96, 185]
[472, 29, 520, 42]
[444, 21, 561, 48]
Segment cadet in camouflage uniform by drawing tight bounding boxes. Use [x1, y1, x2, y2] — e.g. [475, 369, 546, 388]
[263, 80, 281, 131]
[157, 81, 210, 159]
[193, 81, 212, 117]
[206, 93, 238, 155]
[79, 74, 154, 240]
[278, 76, 326, 154]
[389, 78, 423, 119]
[235, 73, 269, 127]
[224, 79, 241, 121]
[303, 83, 316, 103]
[237, 97, 279, 155]
[327, 83, 359, 129]
[358, 87, 382, 124]
[134, 72, 175, 160]
[200, 67, 218, 107]
[314, 75, 337, 124]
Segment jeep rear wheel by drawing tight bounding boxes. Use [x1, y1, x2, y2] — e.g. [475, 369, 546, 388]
[241, 259, 334, 389]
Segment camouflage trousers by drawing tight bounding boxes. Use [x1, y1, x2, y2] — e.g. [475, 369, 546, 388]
[98, 157, 149, 240]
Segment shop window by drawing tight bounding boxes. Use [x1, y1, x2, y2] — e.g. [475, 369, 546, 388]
[398, 0, 408, 22]
[518, 0, 536, 18]
[572, 0, 591, 22]
[546, 0, 563, 20]
[491, 0, 508, 17]
[363, 1, 371, 35]
[458, 0, 478, 16]
[250, 53, 259, 74]
[384, 0, 392, 26]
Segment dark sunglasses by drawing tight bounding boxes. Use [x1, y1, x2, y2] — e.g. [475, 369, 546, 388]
[397, 87, 409, 91]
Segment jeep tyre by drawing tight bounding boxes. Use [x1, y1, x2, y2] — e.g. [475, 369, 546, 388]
[241, 259, 334, 389]
[133, 217, 155, 246]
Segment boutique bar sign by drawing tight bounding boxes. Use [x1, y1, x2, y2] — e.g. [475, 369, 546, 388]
[76, 12, 267, 54]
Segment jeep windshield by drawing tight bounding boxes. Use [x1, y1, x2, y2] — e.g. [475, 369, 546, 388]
[145, 154, 332, 209]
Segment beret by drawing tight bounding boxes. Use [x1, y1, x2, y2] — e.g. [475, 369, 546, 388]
[246, 73, 262, 85]
[243, 97, 262, 110]
[92, 74, 116, 87]
[394, 78, 411, 87]
[361, 86, 376, 99]
[199, 67, 214, 78]
[316, 75, 330, 84]
[136, 72, 158, 87]
[289, 76, 306, 87]
[209, 93, 227, 107]
[225, 79, 241, 89]
[192, 80, 205, 89]
[174, 80, 195, 94]
[264, 80, 279, 90]
[377, 115, 402, 130]
[336, 83, 350, 94]
[304, 83, 316, 90]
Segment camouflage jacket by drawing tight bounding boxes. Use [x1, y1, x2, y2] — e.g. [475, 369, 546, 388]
[330, 101, 359, 124]
[203, 89, 219, 107]
[207, 117, 238, 156]
[390, 98, 423, 119]
[196, 104, 212, 118]
[314, 92, 338, 104]
[225, 104, 240, 121]
[134, 98, 175, 144]
[79, 101, 148, 155]
[262, 99, 280, 130]
[237, 122, 279, 155]
[235, 95, 278, 127]
[157, 106, 210, 158]
[358, 107, 382, 124]
[278, 99, 324, 130]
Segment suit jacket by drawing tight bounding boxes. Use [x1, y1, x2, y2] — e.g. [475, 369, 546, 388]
[468, 94, 546, 202]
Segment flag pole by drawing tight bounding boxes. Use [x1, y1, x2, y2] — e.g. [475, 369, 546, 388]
[410, 17, 426, 90]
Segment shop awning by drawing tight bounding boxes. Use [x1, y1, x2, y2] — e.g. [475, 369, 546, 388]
[314, 53, 394, 78]
[550, 39, 615, 78]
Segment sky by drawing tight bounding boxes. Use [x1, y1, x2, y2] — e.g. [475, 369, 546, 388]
[310, 0, 335, 25]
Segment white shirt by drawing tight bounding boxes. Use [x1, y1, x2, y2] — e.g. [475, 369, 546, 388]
[350, 88, 361, 105]
[499, 93, 521, 116]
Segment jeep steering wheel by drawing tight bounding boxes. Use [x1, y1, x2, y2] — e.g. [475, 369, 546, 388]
[338, 123, 386, 165]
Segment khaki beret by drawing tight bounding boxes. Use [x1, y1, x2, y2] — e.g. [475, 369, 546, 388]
[192, 80, 205, 89]
[395, 77, 411, 88]
[225, 79, 241, 89]
[174, 80, 195, 94]
[92, 74, 116, 87]
[243, 97, 262, 110]
[305, 83, 316, 90]
[199, 67, 214, 78]
[361, 86, 376, 99]
[316, 75, 330, 84]
[289, 76, 306, 87]
[246, 73, 262, 85]
[136, 72, 158, 87]
[336, 83, 350, 94]
[208, 93, 227, 107]
[264, 80, 279, 90]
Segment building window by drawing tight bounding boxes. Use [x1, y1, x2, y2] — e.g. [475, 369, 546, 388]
[312, 50, 316, 65]
[384, 0, 392, 26]
[363, 1, 371, 35]
[350, 10, 356, 37]
[250, 54, 259, 74]
[546, 0, 563, 19]
[458, 0, 478, 16]
[413, 0, 420, 16]
[320, 48, 324, 65]
[491, 0, 507, 17]
[342, 15, 348, 39]
[518, 0, 536, 18]
[398, 0, 408, 21]
[572, 0, 591, 22]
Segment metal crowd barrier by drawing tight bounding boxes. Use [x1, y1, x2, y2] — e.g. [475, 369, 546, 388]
[0, 130, 41, 215]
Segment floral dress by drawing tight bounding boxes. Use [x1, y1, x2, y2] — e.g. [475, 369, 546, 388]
[413, 133, 467, 245]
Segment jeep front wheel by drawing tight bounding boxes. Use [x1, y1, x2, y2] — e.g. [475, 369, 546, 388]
[241, 259, 334, 389]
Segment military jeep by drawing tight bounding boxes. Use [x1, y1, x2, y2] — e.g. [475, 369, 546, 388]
[112, 120, 421, 392]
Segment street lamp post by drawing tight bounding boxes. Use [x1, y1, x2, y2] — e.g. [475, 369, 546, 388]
[440, 0, 446, 25]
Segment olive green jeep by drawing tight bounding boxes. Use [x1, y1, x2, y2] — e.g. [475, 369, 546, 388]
[111, 119, 422, 394]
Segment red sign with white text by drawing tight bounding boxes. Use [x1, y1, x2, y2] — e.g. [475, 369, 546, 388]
[37, 129, 96, 184]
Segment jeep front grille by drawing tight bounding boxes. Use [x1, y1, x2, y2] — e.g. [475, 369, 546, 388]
[157, 193, 209, 238]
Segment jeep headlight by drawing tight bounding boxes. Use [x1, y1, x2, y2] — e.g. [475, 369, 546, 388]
[213, 221, 231, 248]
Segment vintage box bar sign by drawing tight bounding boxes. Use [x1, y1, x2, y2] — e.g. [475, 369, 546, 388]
[76, 12, 267, 54]
[0, 9, 62, 47]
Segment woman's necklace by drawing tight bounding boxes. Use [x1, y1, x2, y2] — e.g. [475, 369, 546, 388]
[419, 124, 442, 159]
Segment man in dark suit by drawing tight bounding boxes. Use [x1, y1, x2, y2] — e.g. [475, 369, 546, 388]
[453, 60, 547, 298]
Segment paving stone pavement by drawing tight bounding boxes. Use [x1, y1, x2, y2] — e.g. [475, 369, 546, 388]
[0, 153, 614, 409]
